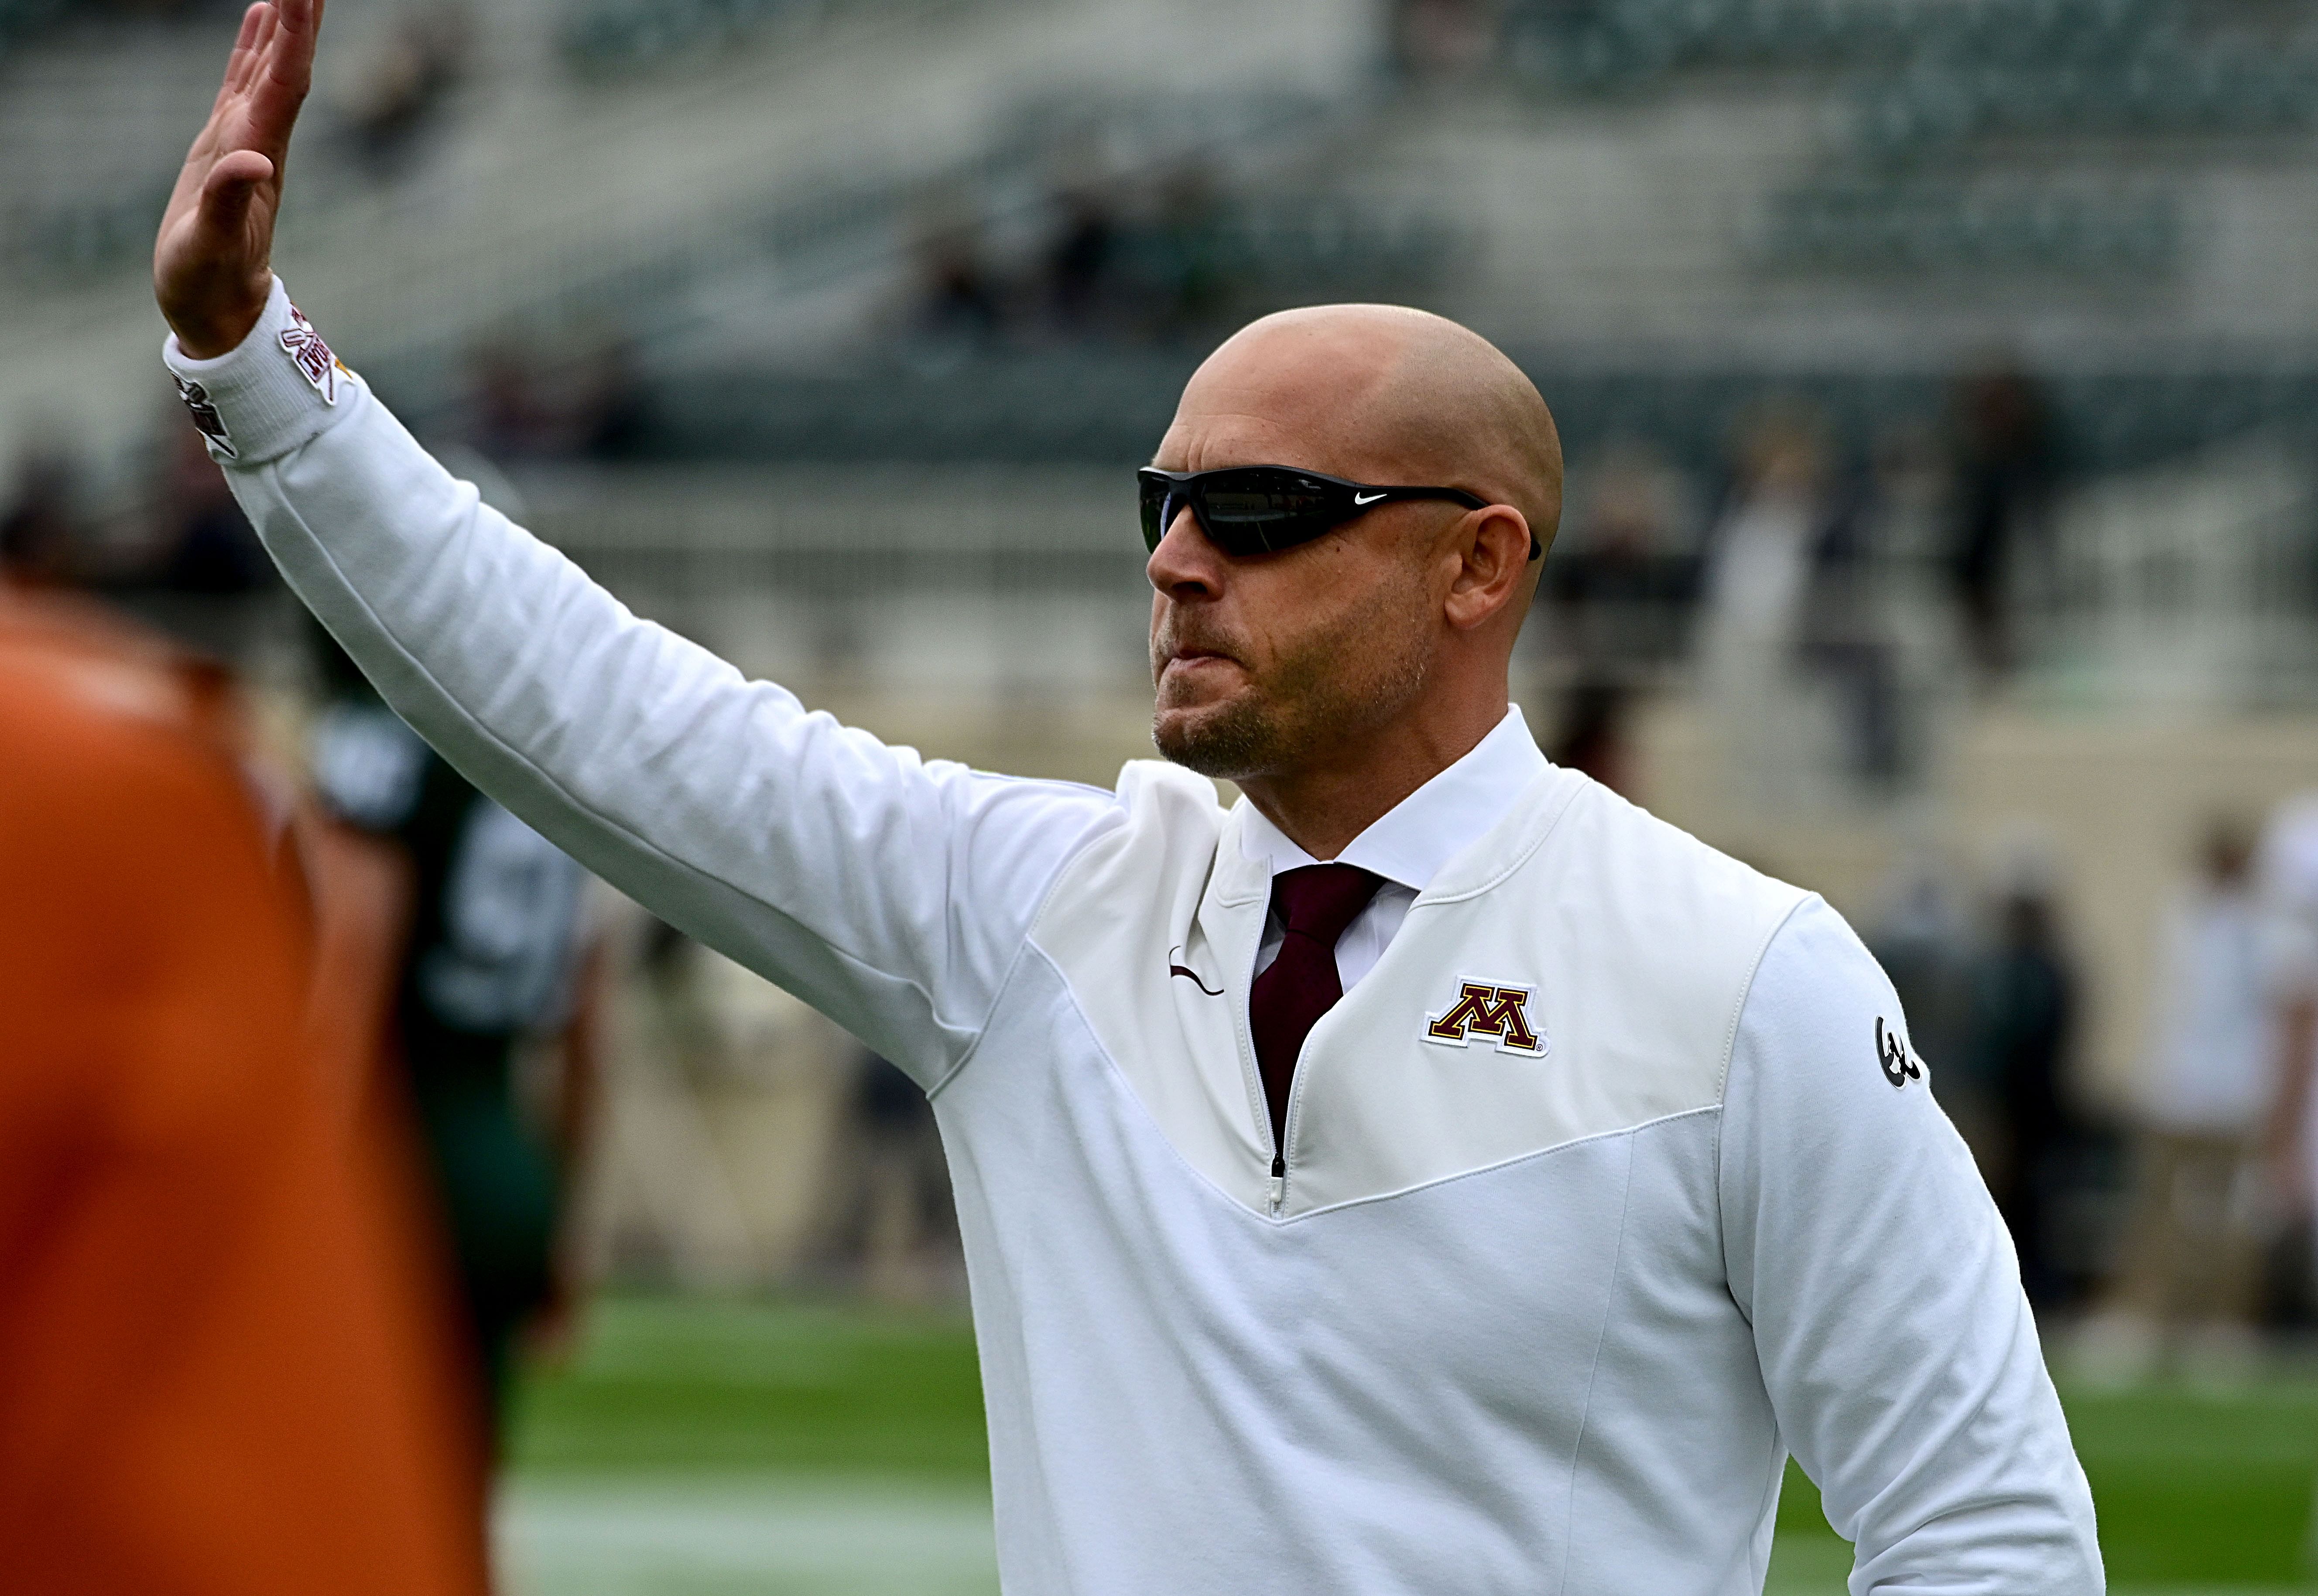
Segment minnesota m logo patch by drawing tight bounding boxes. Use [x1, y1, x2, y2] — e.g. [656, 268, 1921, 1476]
[1424, 982, 1547, 1056]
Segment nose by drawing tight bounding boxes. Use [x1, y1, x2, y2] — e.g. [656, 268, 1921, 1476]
[1146, 504, 1222, 601]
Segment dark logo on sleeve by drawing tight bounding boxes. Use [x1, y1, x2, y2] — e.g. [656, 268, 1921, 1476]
[1876, 1017, 1923, 1090]
[173, 376, 236, 459]
[1168, 945, 1223, 997]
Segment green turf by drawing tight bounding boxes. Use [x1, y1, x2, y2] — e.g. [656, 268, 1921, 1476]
[1756, 1384, 2318, 1589]
[512, 1296, 2318, 1588]
[509, 1295, 989, 1480]
[2064, 1384, 2318, 1585]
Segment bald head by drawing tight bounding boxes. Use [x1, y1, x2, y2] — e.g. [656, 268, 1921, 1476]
[1161, 304, 1564, 560]
[1147, 305, 1563, 850]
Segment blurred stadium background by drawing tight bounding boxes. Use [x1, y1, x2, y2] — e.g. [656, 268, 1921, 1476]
[15, 0, 2318, 1587]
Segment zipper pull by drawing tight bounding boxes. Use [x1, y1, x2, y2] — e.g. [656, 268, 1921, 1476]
[1269, 1152, 1286, 1215]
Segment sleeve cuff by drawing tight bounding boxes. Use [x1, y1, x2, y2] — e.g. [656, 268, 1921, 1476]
[162, 276, 366, 467]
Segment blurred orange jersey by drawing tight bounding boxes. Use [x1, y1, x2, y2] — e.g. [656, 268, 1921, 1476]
[0, 590, 488, 1596]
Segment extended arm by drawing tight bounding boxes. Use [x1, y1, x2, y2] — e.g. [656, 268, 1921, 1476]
[1721, 899, 2102, 1594]
[171, 284, 1114, 1082]
[154, 3, 1119, 1082]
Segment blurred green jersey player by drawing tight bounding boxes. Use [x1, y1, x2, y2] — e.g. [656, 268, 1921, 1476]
[309, 627, 605, 1435]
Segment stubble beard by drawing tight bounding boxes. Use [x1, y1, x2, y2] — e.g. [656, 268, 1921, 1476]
[1152, 586, 1433, 783]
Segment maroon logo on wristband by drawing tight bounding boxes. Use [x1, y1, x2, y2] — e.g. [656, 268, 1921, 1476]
[173, 375, 237, 460]
[279, 302, 344, 405]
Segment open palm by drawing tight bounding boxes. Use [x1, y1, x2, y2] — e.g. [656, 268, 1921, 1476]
[154, 0, 322, 359]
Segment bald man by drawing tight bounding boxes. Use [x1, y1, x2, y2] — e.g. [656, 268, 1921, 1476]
[154, 6, 2100, 1592]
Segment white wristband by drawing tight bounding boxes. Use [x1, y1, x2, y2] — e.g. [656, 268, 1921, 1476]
[162, 276, 366, 467]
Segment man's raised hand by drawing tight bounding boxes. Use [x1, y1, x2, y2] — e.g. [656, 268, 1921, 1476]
[155, 0, 322, 359]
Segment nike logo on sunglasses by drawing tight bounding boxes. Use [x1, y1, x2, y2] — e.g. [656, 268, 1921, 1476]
[1351, 491, 1386, 505]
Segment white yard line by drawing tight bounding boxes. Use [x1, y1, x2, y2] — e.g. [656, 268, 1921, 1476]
[503, 1478, 2278, 1596]
[497, 1475, 1000, 1596]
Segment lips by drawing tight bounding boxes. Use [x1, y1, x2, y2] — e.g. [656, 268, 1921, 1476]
[1154, 624, 1241, 667]
[1159, 647, 1243, 687]
[1152, 615, 1248, 687]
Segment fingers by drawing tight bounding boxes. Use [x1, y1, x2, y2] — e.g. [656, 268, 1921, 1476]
[209, 3, 263, 113]
[192, 2, 268, 164]
[263, 0, 315, 95]
[155, 2, 298, 356]
[246, 0, 317, 167]
[222, 3, 270, 97]
[173, 7, 260, 218]
[242, 4, 280, 96]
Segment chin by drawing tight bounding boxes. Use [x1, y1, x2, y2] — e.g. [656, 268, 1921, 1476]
[1152, 696, 1279, 781]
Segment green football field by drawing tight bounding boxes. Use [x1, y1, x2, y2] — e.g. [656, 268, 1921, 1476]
[500, 1295, 2318, 1594]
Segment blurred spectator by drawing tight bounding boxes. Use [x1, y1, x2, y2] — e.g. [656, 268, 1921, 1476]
[1141, 162, 1229, 337]
[1696, 408, 1829, 810]
[894, 162, 1270, 347]
[308, 627, 606, 1446]
[2257, 795, 2318, 1321]
[2083, 817, 2267, 1377]
[825, 1047, 959, 1302]
[0, 447, 81, 585]
[1547, 676, 1635, 796]
[1947, 363, 2057, 679]
[343, 6, 471, 181]
[1698, 406, 1921, 801]
[0, 584, 487, 1594]
[1970, 872, 2082, 1308]
[1798, 481, 1903, 792]
[469, 343, 548, 459]
[1044, 184, 1117, 333]
[1542, 444, 1699, 679]
[467, 332, 647, 461]
[1392, 0, 1495, 77]
[913, 222, 1005, 350]
[1867, 856, 1985, 1153]
[151, 416, 272, 595]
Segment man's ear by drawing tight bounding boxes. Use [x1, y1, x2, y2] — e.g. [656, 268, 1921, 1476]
[1443, 506, 1533, 632]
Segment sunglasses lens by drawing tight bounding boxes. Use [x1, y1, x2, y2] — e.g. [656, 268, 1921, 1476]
[1139, 473, 1174, 553]
[1138, 469, 1349, 556]
[1195, 471, 1339, 555]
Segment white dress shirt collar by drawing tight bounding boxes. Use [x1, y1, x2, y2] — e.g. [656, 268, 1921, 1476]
[1239, 706, 1548, 894]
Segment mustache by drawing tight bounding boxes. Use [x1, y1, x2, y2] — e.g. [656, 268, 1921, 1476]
[1151, 616, 1249, 667]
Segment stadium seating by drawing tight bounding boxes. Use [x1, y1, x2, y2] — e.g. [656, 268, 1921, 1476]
[0, 0, 77, 60]
[1503, 0, 2317, 277]
[610, 349, 2318, 488]
[0, 0, 1373, 474]
[559, 0, 971, 79]
[0, 5, 236, 280]
[1762, 181, 2178, 276]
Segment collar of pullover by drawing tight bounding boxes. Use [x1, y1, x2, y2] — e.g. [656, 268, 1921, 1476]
[1237, 705, 1549, 897]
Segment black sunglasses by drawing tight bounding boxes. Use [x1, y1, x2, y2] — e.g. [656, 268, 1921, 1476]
[1139, 465, 1538, 561]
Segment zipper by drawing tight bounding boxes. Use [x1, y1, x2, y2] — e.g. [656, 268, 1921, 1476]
[1226, 895, 1287, 1217]
[1273, 1035, 1312, 1217]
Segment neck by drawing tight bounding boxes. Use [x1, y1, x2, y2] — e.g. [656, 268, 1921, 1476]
[1238, 686, 1510, 860]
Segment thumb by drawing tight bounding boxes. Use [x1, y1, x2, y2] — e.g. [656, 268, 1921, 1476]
[199, 148, 275, 235]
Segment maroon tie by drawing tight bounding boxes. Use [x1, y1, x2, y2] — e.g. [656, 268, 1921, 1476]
[1249, 864, 1384, 1152]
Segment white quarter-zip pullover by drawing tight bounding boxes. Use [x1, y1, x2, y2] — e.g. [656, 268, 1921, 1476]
[164, 282, 2102, 1596]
